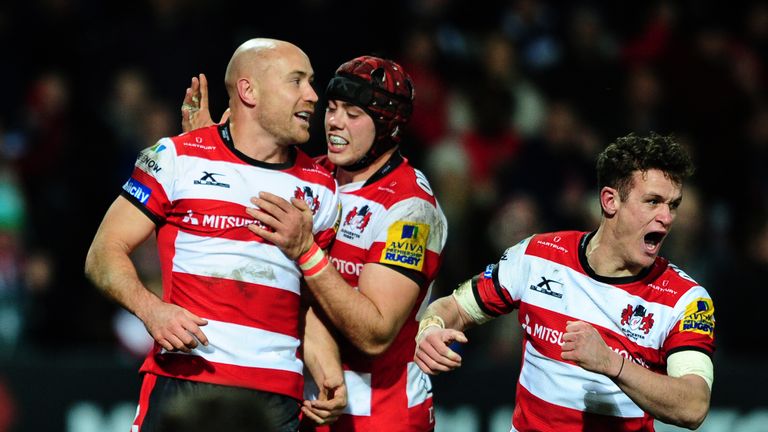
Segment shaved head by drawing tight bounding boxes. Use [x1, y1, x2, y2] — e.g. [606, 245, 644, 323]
[224, 38, 304, 99]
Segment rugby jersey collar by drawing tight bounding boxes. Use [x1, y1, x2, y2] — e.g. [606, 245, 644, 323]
[218, 121, 297, 170]
[578, 231, 655, 285]
[362, 151, 404, 187]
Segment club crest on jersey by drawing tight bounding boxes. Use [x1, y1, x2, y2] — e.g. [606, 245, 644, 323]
[679, 297, 714, 339]
[294, 186, 320, 215]
[620, 304, 655, 340]
[345, 205, 373, 231]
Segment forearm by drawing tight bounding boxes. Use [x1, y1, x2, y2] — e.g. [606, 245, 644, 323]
[85, 240, 161, 321]
[303, 306, 342, 383]
[615, 358, 710, 429]
[304, 267, 391, 354]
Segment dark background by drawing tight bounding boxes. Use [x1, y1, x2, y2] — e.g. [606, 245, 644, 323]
[1, 0, 767, 430]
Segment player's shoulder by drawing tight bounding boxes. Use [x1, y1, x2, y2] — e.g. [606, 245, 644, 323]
[655, 260, 707, 299]
[169, 124, 224, 157]
[293, 150, 336, 189]
[526, 230, 584, 257]
[376, 160, 438, 203]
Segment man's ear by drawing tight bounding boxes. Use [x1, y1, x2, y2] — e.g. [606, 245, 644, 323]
[601, 186, 619, 217]
[237, 78, 257, 107]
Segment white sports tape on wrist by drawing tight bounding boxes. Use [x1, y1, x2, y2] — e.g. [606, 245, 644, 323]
[452, 279, 493, 324]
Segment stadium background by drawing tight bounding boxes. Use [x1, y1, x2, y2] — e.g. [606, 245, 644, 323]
[1, 0, 767, 430]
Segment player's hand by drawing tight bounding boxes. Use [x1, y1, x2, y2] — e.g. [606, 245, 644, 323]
[140, 301, 209, 353]
[246, 191, 315, 260]
[181, 73, 218, 132]
[560, 320, 621, 377]
[302, 377, 347, 425]
[414, 326, 468, 375]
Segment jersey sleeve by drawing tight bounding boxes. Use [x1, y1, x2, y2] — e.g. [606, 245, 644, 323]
[470, 236, 532, 317]
[366, 197, 446, 280]
[312, 180, 341, 250]
[662, 285, 716, 358]
[120, 138, 177, 224]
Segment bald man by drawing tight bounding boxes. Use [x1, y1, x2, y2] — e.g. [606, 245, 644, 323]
[86, 39, 345, 432]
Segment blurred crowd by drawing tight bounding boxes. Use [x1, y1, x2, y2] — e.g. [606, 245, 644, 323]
[1, 0, 766, 374]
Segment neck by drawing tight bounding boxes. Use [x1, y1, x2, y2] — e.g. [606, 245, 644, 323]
[336, 147, 398, 186]
[228, 116, 289, 163]
[585, 224, 638, 278]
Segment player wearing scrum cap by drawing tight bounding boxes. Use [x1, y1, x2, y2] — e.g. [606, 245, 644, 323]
[184, 56, 448, 431]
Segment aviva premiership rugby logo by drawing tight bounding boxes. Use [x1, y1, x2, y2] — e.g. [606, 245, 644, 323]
[380, 221, 429, 271]
[294, 186, 320, 215]
[620, 304, 655, 340]
[680, 298, 715, 339]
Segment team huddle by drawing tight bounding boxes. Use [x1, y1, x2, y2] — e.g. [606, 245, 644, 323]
[86, 38, 715, 432]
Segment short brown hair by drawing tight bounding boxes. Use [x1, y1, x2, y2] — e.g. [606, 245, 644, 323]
[597, 132, 695, 200]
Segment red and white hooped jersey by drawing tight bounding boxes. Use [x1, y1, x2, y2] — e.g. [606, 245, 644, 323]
[121, 123, 340, 400]
[472, 231, 715, 432]
[308, 154, 447, 432]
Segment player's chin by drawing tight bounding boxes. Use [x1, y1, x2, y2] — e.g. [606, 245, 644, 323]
[293, 131, 311, 144]
[326, 152, 353, 167]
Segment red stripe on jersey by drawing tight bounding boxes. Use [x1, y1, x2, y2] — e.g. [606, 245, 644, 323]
[165, 198, 336, 247]
[131, 373, 158, 430]
[513, 384, 653, 432]
[328, 241, 368, 285]
[626, 264, 701, 307]
[327, 400, 434, 432]
[525, 231, 584, 273]
[520, 304, 664, 371]
[167, 198, 270, 243]
[371, 360, 409, 431]
[170, 272, 300, 338]
[141, 354, 303, 400]
[157, 222, 179, 301]
[314, 227, 337, 251]
[475, 270, 519, 316]
[131, 166, 171, 219]
[172, 198, 263, 240]
[174, 127, 232, 159]
[663, 323, 715, 358]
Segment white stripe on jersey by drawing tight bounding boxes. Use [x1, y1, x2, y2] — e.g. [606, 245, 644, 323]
[372, 197, 448, 253]
[172, 231, 301, 294]
[406, 361, 433, 408]
[310, 362, 432, 417]
[175, 155, 334, 206]
[518, 342, 645, 418]
[522, 255, 675, 349]
[161, 319, 302, 373]
[307, 370, 379, 416]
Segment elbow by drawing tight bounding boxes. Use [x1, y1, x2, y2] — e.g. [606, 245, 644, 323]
[84, 247, 98, 283]
[84, 247, 96, 282]
[358, 339, 393, 357]
[84, 244, 104, 287]
[664, 400, 709, 430]
[355, 332, 396, 356]
[683, 406, 709, 430]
